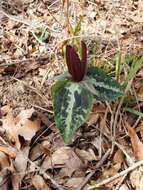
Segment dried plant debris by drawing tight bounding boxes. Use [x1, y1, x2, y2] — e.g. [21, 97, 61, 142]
[0, 0, 143, 189]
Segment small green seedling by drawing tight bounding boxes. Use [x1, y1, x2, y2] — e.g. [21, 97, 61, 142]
[51, 41, 124, 144]
[32, 27, 49, 44]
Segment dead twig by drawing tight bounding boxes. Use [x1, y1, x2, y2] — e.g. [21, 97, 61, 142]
[28, 159, 63, 190]
[0, 58, 34, 67]
[77, 149, 111, 190]
[88, 160, 143, 190]
[0, 56, 49, 67]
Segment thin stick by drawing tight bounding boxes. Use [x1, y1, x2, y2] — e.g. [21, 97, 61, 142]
[77, 149, 111, 190]
[0, 59, 36, 67]
[0, 56, 48, 67]
[114, 173, 127, 190]
[28, 159, 63, 190]
[32, 104, 54, 114]
[88, 160, 143, 189]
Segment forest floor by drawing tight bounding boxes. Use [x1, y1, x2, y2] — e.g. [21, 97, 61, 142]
[0, 0, 143, 189]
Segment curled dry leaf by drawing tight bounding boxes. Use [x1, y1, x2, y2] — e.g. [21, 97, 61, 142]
[0, 152, 10, 169]
[42, 147, 71, 169]
[32, 175, 51, 190]
[0, 106, 20, 148]
[0, 106, 41, 148]
[17, 119, 41, 141]
[42, 147, 83, 177]
[16, 108, 34, 122]
[125, 121, 143, 160]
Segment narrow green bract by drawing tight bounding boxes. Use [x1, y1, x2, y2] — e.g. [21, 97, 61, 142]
[52, 81, 93, 143]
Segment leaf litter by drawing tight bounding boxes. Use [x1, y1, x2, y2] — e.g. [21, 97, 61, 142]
[0, 0, 143, 189]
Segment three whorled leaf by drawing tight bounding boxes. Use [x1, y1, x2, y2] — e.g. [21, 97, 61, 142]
[52, 80, 93, 144]
[84, 66, 124, 101]
[52, 66, 124, 143]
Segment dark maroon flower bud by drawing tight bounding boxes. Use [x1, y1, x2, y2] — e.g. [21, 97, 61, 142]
[66, 41, 87, 82]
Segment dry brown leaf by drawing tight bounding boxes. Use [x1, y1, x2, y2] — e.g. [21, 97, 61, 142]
[0, 145, 17, 158]
[0, 106, 20, 148]
[11, 175, 21, 190]
[41, 140, 51, 156]
[92, 103, 106, 112]
[125, 121, 143, 160]
[42, 147, 83, 177]
[139, 121, 143, 142]
[30, 143, 44, 161]
[75, 148, 98, 162]
[32, 175, 51, 190]
[59, 154, 83, 178]
[16, 108, 34, 122]
[137, 85, 143, 99]
[0, 106, 41, 148]
[42, 147, 70, 169]
[103, 163, 121, 178]
[86, 113, 99, 126]
[17, 119, 41, 141]
[14, 147, 29, 173]
[113, 149, 124, 164]
[0, 152, 10, 169]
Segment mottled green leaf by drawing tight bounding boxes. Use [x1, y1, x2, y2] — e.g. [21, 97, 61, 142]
[52, 81, 93, 143]
[51, 80, 69, 97]
[85, 67, 124, 101]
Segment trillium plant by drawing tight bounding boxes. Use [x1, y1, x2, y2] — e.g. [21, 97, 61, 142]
[51, 41, 124, 143]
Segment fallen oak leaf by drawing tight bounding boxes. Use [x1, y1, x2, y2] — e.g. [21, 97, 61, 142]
[0, 106, 41, 148]
[42, 146, 83, 177]
[16, 119, 41, 141]
[125, 121, 143, 160]
[0, 105, 20, 149]
[32, 175, 52, 190]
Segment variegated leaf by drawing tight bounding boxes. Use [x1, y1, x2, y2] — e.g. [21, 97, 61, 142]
[52, 81, 93, 143]
[85, 67, 124, 101]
